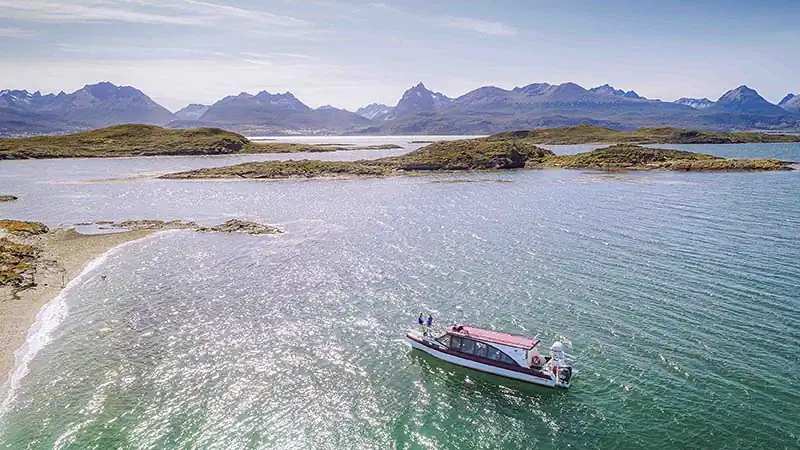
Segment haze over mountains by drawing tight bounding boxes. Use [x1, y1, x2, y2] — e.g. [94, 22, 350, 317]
[1, 81, 798, 137]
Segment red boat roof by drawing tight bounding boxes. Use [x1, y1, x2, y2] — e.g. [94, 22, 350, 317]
[448, 325, 539, 349]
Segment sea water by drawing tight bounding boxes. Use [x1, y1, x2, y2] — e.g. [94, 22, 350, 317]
[0, 139, 798, 449]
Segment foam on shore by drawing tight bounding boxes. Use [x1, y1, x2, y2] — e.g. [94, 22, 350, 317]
[0, 232, 167, 418]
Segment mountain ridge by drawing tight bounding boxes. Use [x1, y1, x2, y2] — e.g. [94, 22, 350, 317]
[2, 81, 799, 137]
[779, 93, 800, 112]
[707, 85, 788, 115]
[675, 97, 715, 109]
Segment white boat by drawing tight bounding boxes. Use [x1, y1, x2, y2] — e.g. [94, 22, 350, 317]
[407, 324, 573, 389]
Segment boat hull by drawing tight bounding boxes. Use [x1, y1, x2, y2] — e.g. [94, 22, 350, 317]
[406, 333, 566, 389]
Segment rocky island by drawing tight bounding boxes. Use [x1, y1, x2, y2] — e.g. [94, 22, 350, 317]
[161, 134, 793, 179]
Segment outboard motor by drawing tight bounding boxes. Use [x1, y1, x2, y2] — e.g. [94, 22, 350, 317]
[550, 341, 572, 384]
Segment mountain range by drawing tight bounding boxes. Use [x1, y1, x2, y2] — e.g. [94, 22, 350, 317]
[1, 81, 798, 136]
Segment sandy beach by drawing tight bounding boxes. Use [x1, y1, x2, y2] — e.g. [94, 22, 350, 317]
[0, 228, 161, 385]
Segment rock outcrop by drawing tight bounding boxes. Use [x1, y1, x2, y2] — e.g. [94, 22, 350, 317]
[197, 219, 283, 235]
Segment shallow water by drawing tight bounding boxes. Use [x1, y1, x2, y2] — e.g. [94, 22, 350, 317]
[0, 138, 799, 449]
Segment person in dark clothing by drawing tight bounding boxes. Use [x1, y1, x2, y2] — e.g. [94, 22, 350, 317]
[418, 313, 424, 326]
[427, 314, 433, 328]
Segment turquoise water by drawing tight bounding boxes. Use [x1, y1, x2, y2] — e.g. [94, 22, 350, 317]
[0, 141, 799, 449]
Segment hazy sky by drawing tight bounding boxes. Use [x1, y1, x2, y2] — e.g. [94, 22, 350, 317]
[0, 0, 798, 111]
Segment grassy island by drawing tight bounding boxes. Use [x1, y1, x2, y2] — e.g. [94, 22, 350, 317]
[162, 136, 792, 180]
[488, 125, 800, 145]
[0, 125, 254, 159]
[0, 125, 404, 159]
[536, 144, 790, 171]
[162, 139, 558, 179]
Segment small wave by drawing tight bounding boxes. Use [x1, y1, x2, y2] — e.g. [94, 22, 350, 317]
[0, 232, 168, 419]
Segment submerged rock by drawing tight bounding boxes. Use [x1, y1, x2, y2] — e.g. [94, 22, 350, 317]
[198, 219, 283, 235]
[111, 219, 198, 230]
[83, 219, 281, 235]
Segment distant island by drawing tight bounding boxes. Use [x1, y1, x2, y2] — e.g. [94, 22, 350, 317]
[487, 124, 800, 145]
[1, 124, 799, 161]
[0, 124, 400, 159]
[162, 134, 793, 180]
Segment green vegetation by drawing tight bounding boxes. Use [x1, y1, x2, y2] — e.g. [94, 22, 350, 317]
[538, 144, 790, 171]
[0, 220, 49, 236]
[4, 124, 795, 160]
[163, 160, 392, 179]
[0, 195, 17, 202]
[539, 144, 716, 169]
[488, 125, 800, 145]
[0, 125, 253, 159]
[659, 158, 788, 171]
[163, 139, 555, 179]
[0, 237, 38, 288]
[163, 138, 556, 179]
[384, 139, 553, 170]
[162, 137, 792, 179]
[0, 125, 405, 159]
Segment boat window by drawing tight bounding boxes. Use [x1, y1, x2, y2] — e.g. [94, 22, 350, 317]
[500, 352, 517, 365]
[460, 338, 475, 355]
[487, 346, 518, 366]
[450, 336, 462, 350]
[438, 334, 451, 347]
[473, 341, 488, 358]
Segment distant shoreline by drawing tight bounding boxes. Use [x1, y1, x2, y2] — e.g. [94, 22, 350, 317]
[2, 124, 800, 161]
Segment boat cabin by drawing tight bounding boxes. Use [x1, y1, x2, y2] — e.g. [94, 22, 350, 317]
[437, 325, 542, 368]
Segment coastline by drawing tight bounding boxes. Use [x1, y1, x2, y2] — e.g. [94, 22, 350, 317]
[0, 228, 162, 386]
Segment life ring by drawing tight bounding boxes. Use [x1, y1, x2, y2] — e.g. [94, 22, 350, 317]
[531, 355, 544, 366]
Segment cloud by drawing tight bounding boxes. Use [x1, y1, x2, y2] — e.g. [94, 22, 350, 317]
[0, 1, 206, 25]
[0, 0, 311, 28]
[436, 16, 518, 37]
[0, 27, 37, 38]
[184, 0, 311, 27]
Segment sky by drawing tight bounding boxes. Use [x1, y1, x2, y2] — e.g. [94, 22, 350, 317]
[0, 0, 798, 112]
